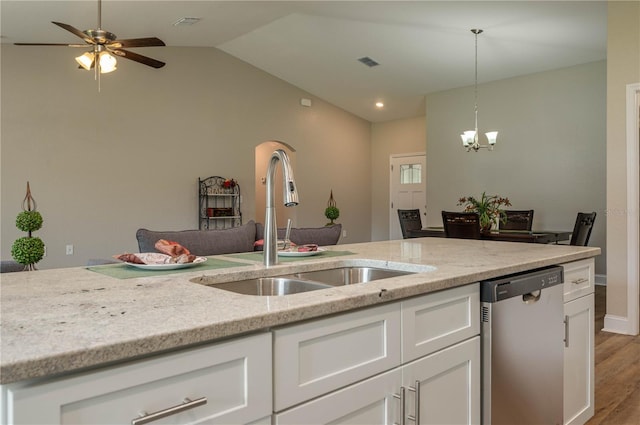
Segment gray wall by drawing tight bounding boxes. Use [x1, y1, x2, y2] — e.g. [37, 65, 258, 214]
[426, 61, 607, 274]
[1, 46, 372, 268]
[370, 115, 427, 241]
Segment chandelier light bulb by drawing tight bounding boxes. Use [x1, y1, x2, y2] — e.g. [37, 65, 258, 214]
[75, 52, 94, 70]
[98, 52, 117, 73]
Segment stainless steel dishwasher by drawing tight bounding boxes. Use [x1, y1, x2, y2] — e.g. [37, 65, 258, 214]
[481, 266, 564, 425]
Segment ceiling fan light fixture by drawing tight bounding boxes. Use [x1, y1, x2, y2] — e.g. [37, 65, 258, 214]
[75, 51, 94, 70]
[98, 51, 117, 73]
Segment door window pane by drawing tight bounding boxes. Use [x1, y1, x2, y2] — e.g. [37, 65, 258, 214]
[400, 164, 422, 184]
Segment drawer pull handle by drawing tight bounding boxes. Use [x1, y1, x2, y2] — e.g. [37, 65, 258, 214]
[408, 380, 420, 423]
[132, 397, 207, 425]
[571, 278, 589, 284]
[564, 315, 570, 348]
[393, 386, 406, 425]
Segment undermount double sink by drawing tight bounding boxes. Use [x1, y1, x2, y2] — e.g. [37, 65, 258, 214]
[192, 266, 417, 296]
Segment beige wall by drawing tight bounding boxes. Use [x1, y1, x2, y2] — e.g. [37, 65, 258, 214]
[1, 46, 372, 268]
[606, 1, 640, 322]
[370, 115, 426, 241]
[425, 61, 607, 274]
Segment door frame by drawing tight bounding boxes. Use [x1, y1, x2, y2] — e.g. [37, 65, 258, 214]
[389, 152, 426, 240]
[609, 83, 640, 335]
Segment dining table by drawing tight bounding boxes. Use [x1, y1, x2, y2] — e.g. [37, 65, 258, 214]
[406, 227, 572, 244]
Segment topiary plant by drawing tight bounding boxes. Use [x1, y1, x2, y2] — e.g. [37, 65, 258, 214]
[325, 206, 340, 225]
[11, 237, 45, 266]
[325, 190, 340, 225]
[11, 182, 45, 270]
[16, 210, 43, 233]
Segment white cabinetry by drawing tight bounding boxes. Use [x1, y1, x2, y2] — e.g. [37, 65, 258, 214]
[562, 258, 595, 425]
[274, 283, 480, 424]
[2, 332, 271, 425]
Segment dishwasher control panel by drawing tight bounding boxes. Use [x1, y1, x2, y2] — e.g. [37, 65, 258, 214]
[481, 266, 564, 302]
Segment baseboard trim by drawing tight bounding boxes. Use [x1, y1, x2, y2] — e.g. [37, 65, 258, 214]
[603, 313, 638, 335]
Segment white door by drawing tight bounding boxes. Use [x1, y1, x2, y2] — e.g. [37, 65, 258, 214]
[401, 337, 481, 425]
[274, 368, 402, 425]
[390, 153, 426, 240]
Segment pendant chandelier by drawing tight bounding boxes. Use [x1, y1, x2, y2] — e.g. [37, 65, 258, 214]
[460, 29, 498, 152]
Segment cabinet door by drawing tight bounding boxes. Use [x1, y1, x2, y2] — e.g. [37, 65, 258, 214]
[274, 368, 402, 425]
[402, 336, 480, 425]
[564, 294, 595, 425]
[274, 302, 401, 411]
[5, 333, 271, 425]
[402, 283, 480, 362]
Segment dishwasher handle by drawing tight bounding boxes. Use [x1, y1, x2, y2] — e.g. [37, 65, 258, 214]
[522, 289, 541, 304]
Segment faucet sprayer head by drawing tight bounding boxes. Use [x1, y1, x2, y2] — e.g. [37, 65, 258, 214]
[284, 180, 299, 207]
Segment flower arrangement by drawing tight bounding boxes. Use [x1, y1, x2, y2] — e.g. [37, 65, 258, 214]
[458, 192, 511, 232]
[222, 178, 237, 189]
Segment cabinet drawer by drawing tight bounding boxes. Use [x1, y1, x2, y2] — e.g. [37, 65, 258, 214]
[273, 302, 401, 411]
[402, 283, 480, 362]
[562, 258, 595, 303]
[5, 332, 271, 425]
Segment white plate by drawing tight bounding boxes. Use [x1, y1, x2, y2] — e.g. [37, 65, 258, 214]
[278, 248, 325, 257]
[125, 256, 207, 270]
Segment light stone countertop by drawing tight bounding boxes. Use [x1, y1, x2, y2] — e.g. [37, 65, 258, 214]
[0, 238, 599, 385]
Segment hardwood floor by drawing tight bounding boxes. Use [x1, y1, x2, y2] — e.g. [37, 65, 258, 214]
[585, 285, 640, 425]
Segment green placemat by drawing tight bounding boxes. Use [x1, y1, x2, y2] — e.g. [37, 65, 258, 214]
[87, 257, 251, 279]
[228, 250, 356, 263]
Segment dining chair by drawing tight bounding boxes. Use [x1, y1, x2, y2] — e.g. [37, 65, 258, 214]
[441, 211, 481, 239]
[500, 210, 534, 231]
[397, 209, 423, 239]
[570, 212, 597, 246]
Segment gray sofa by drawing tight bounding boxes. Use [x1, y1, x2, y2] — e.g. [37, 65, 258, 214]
[136, 220, 341, 256]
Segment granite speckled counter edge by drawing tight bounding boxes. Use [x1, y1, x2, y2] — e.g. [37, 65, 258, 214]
[0, 238, 600, 385]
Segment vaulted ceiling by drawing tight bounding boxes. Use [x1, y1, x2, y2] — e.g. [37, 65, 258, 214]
[1, 1, 607, 122]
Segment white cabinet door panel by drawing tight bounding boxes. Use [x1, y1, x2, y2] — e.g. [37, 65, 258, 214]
[402, 283, 480, 362]
[402, 336, 480, 425]
[274, 368, 402, 425]
[564, 294, 595, 425]
[274, 302, 401, 411]
[6, 333, 271, 425]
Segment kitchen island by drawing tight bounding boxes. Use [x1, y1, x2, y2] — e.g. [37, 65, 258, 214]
[0, 237, 599, 424]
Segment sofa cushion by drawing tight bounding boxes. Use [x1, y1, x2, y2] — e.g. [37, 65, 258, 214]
[136, 220, 257, 256]
[255, 223, 341, 246]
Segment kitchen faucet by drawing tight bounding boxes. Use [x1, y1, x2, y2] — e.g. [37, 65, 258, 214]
[264, 149, 299, 266]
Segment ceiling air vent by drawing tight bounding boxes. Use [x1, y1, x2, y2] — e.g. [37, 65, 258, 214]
[173, 17, 202, 26]
[358, 57, 379, 68]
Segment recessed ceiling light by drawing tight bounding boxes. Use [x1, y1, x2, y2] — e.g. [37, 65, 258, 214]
[375, 102, 384, 108]
[173, 17, 202, 26]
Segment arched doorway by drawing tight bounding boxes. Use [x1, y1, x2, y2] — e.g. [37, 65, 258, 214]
[255, 141, 297, 227]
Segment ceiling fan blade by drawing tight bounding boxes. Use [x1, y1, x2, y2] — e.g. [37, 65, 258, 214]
[112, 49, 165, 69]
[110, 37, 165, 48]
[14, 43, 88, 47]
[52, 21, 94, 44]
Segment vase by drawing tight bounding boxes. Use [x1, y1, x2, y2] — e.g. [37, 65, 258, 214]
[480, 222, 493, 234]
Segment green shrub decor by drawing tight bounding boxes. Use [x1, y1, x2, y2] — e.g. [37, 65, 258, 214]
[15, 210, 43, 233]
[11, 237, 45, 265]
[11, 182, 45, 270]
[325, 190, 340, 225]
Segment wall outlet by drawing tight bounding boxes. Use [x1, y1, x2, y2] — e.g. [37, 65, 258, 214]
[66, 244, 74, 255]
[43, 245, 47, 257]
[342, 230, 347, 238]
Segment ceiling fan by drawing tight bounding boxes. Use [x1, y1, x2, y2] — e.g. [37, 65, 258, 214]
[14, 0, 165, 75]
